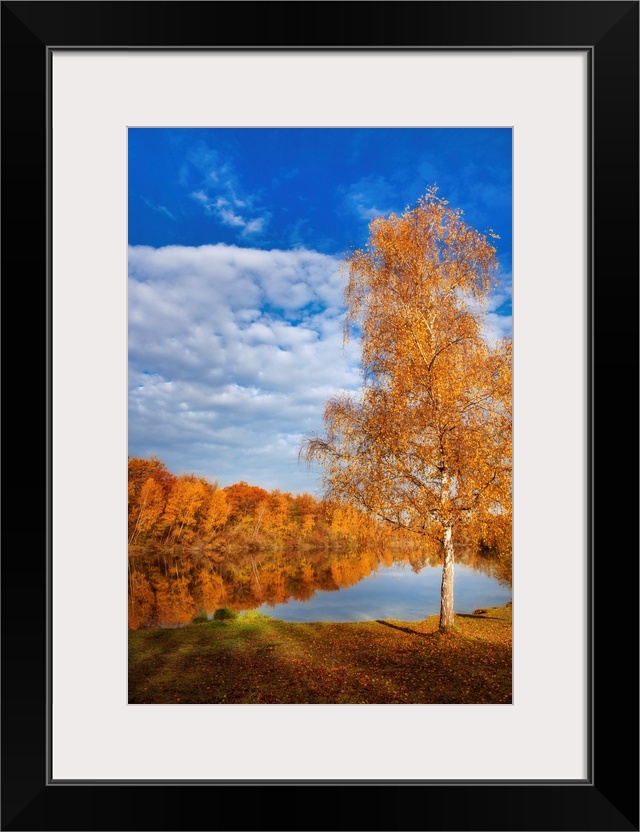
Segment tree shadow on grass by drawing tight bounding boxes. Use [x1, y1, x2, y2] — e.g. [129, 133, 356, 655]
[375, 620, 429, 638]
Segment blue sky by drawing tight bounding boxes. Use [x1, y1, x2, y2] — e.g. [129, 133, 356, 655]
[129, 128, 512, 494]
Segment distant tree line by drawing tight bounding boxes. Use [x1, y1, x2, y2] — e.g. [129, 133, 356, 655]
[128, 456, 510, 630]
[128, 455, 389, 551]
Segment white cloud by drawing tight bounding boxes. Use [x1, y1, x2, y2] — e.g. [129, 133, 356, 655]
[484, 311, 513, 344]
[244, 217, 265, 235]
[143, 199, 176, 221]
[191, 191, 268, 235]
[216, 203, 246, 228]
[483, 271, 513, 345]
[185, 146, 269, 237]
[128, 243, 360, 493]
[340, 175, 396, 221]
[459, 271, 513, 347]
[129, 243, 511, 492]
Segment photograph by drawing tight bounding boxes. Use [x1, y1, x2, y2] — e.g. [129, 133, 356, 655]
[2, 0, 637, 829]
[127, 127, 514, 705]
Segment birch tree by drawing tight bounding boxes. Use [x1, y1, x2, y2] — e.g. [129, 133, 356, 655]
[302, 189, 512, 629]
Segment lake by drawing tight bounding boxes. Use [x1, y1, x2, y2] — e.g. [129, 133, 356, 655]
[257, 559, 511, 622]
[129, 540, 511, 629]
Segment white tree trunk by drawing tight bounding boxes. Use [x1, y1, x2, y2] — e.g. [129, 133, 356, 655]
[439, 522, 455, 629]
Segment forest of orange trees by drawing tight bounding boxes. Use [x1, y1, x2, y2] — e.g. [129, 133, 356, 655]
[128, 456, 511, 630]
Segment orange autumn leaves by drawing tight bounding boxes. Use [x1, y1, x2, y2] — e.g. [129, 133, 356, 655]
[129, 607, 513, 705]
[129, 460, 229, 547]
[128, 457, 385, 555]
[128, 191, 512, 632]
[302, 189, 512, 629]
[127, 456, 511, 631]
[127, 457, 396, 629]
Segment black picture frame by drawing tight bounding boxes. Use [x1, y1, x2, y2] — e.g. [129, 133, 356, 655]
[2, 2, 638, 830]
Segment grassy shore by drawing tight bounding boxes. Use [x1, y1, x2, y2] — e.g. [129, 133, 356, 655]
[129, 604, 511, 704]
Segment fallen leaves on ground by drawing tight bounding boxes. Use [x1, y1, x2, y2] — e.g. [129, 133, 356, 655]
[128, 606, 511, 704]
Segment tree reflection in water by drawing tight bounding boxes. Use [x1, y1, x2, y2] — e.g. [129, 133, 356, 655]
[128, 541, 511, 629]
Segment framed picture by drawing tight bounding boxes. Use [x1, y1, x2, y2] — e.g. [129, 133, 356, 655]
[3, 2, 637, 830]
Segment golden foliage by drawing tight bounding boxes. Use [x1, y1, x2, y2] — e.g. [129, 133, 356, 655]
[127, 443, 511, 630]
[193, 569, 226, 615]
[153, 576, 195, 628]
[128, 570, 155, 630]
[302, 188, 512, 627]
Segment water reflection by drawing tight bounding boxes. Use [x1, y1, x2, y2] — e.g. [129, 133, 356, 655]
[128, 542, 511, 629]
[258, 561, 511, 622]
